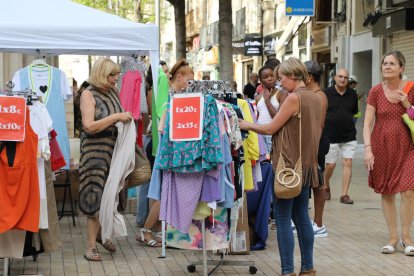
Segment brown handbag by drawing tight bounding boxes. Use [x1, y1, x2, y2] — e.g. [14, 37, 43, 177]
[125, 145, 151, 188]
[274, 93, 302, 199]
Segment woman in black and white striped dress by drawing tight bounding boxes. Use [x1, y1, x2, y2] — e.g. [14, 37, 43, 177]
[79, 57, 132, 261]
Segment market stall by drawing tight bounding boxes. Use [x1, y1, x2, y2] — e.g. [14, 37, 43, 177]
[0, 1, 159, 275]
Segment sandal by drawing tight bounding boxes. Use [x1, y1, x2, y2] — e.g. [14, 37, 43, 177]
[136, 228, 162, 247]
[96, 238, 117, 253]
[401, 240, 414, 256]
[84, 247, 101, 261]
[381, 243, 397, 254]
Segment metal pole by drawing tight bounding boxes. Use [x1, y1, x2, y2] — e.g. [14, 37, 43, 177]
[3, 258, 8, 276]
[202, 219, 207, 276]
[156, 0, 160, 52]
[161, 220, 166, 258]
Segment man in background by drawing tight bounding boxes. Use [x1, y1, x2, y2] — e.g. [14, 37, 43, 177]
[324, 68, 358, 204]
[243, 72, 259, 99]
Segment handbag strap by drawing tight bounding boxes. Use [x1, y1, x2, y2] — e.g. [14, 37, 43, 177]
[278, 91, 302, 162]
[402, 81, 414, 95]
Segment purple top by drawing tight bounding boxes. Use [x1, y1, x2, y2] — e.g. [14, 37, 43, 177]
[407, 106, 414, 119]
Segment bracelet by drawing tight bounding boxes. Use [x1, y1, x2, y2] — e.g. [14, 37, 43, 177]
[364, 145, 371, 148]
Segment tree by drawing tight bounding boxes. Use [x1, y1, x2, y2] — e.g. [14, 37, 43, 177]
[218, 0, 233, 81]
[166, 0, 186, 60]
[74, 0, 155, 23]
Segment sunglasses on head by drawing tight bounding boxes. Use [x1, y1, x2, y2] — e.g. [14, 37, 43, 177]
[170, 60, 189, 79]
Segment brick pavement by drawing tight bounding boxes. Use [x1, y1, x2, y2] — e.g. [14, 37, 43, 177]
[2, 147, 414, 275]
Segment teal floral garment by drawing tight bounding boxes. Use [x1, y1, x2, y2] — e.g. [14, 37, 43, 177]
[165, 207, 229, 250]
[154, 94, 223, 173]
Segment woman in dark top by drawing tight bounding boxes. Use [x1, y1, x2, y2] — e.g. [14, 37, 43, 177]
[304, 60, 329, 238]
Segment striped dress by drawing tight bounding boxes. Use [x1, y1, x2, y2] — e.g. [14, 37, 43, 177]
[78, 86, 123, 217]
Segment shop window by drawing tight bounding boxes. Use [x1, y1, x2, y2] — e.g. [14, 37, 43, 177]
[234, 7, 246, 41]
[315, 0, 332, 22]
[298, 25, 307, 48]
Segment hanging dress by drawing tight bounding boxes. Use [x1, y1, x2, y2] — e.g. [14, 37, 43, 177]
[0, 108, 40, 233]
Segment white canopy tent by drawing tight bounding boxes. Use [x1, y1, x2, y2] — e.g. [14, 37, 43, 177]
[0, 0, 159, 92]
[0, 1, 161, 274]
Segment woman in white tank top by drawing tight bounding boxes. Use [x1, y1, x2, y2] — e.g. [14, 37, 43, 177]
[255, 65, 282, 154]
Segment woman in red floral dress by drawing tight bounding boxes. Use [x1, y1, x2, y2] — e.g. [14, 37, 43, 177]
[363, 50, 414, 256]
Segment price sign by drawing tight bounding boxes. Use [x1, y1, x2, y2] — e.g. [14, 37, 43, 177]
[0, 96, 27, 141]
[170, 93, 204, 141]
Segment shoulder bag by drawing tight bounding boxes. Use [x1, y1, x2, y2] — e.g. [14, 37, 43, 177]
[274, 93, 302, 199]
[126, 145, 151, 188]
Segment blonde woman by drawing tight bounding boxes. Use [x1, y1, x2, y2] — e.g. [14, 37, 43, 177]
[79, 57, 132, 261]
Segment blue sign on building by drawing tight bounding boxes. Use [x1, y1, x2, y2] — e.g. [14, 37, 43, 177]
[286, 0, 315, 16]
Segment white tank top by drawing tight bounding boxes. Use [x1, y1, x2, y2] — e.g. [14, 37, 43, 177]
[257, 94, 279, 125]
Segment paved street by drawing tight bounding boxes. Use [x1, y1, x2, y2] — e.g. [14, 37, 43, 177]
[2, 146, 414, 276]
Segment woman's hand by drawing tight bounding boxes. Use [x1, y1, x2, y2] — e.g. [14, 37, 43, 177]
[364, 148, 374, 171]
[116, 112, 133, 123]
[397, 90, 411, 109]
[263, 87, 272, 103]
[238, 119, 250, 131]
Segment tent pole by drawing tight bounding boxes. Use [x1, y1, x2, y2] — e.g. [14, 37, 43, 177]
[156, 0, 160, 54]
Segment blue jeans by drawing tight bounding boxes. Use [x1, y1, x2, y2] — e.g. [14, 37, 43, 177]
[136, 182, 150, 226]
[273, 185, 314, 274]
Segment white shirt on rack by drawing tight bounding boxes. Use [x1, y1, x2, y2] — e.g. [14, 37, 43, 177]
[29, 101, 53, 229]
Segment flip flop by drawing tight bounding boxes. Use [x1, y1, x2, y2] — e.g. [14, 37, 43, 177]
[96, 238, 117, 253]
[84, 247, 102, 261]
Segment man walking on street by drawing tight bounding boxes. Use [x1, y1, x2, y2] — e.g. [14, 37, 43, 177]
[324, 68, 358, 204]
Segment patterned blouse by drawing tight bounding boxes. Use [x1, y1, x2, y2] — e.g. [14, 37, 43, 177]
[154, 95, 223, 173]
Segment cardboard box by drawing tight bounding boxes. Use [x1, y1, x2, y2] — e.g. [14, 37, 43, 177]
[229, 195, 250, 255]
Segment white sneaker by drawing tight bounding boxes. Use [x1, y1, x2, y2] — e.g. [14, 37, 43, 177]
[291, 220, 297, 233]
[312, 221, 328, 238]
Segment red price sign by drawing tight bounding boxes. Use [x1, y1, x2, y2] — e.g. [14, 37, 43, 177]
[0, 96, 27, 142]
[170, 93, 204, 141]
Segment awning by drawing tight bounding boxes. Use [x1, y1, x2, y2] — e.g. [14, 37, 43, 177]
[372, 8, 414, 37]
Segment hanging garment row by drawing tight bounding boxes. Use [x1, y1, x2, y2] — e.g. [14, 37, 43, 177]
[1, 63, 68, 259]
[148, 80, 271, 252]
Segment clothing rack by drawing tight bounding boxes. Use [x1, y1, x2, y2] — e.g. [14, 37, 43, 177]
[0, 81, 39, 105]
[1, 82, 40, 276]
[161, 80, 257, 275]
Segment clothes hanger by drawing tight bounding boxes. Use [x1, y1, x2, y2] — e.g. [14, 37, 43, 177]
[31, 50, 48, 68]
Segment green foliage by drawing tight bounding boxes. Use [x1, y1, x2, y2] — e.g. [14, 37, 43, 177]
[73, 0, 155, 23]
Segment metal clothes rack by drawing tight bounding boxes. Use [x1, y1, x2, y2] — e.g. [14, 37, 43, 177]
[1, 82, 40, 276]
[161, 80, 257, 275]
[0, 81, 39, 104]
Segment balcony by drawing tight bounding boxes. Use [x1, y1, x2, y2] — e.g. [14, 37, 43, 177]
[186, 10, 201, 40]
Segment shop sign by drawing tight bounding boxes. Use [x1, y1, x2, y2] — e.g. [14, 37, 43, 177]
[170, 93, 204, 141]
[0, 96, 26, 141]
[232, 41, 244, 55]
[244, 34, 262, 56]
[286, 0, 315, 16]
